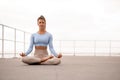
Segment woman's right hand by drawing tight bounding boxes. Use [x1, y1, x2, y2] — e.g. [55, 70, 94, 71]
[19, 52, 26, 57]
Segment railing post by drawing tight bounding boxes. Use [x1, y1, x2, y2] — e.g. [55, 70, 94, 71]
[109, 40, 111, 56]
[94, 40, 96, 56]
[59, 40, 61, 53]
[2, 24, 4, 58]
[14, 29, 16, 57]
[24, 32, 25, 52]
[73, 40, 76, 56]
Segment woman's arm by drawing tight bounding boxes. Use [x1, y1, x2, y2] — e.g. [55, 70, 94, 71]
[48, 34, 62, 58]
[48, 34, 58, 57]
[25, 34, 34, 55]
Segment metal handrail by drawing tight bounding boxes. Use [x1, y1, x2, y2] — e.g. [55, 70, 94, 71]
[0, 24, 120, 58]
[54, 40, 120, 56]
[0, 24, 31, 58]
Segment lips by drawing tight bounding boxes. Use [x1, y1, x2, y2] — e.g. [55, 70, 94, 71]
[40, 26, 44, 27]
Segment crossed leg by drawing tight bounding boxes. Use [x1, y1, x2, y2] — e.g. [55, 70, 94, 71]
[40, 57, 61, 65]
[22, 56, 61, 65]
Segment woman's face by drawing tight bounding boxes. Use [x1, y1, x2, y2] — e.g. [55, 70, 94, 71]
[37, 19, 46, 29]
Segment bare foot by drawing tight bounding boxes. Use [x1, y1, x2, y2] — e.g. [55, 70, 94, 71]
[49, 55, 54, 59]
[41, 55, 54, 62]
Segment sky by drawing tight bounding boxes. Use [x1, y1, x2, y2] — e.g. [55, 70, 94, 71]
[0, 0, 120, 40]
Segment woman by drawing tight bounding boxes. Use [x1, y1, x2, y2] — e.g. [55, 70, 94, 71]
[20, 15, 62, 65]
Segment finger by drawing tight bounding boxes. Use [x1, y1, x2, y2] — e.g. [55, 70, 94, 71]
[20, 53, 22, 56]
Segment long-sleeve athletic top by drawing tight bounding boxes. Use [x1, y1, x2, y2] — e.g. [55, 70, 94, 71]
[25, 32, 58, 57]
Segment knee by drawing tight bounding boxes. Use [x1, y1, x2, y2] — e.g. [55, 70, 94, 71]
[54, 58, 61, 65]
[21, 57, 31, 64]
[22, 57, 27, 63]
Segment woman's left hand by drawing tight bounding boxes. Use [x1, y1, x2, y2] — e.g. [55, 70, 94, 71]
[57, 53, 62, 58]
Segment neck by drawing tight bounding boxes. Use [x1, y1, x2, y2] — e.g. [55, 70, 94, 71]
[38, 28, 46, 34]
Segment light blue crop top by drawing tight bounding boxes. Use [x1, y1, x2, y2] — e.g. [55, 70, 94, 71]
[25, 32, 58, 57]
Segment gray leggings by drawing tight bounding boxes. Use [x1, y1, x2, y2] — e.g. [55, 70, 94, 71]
[22, 49, 61, 65]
